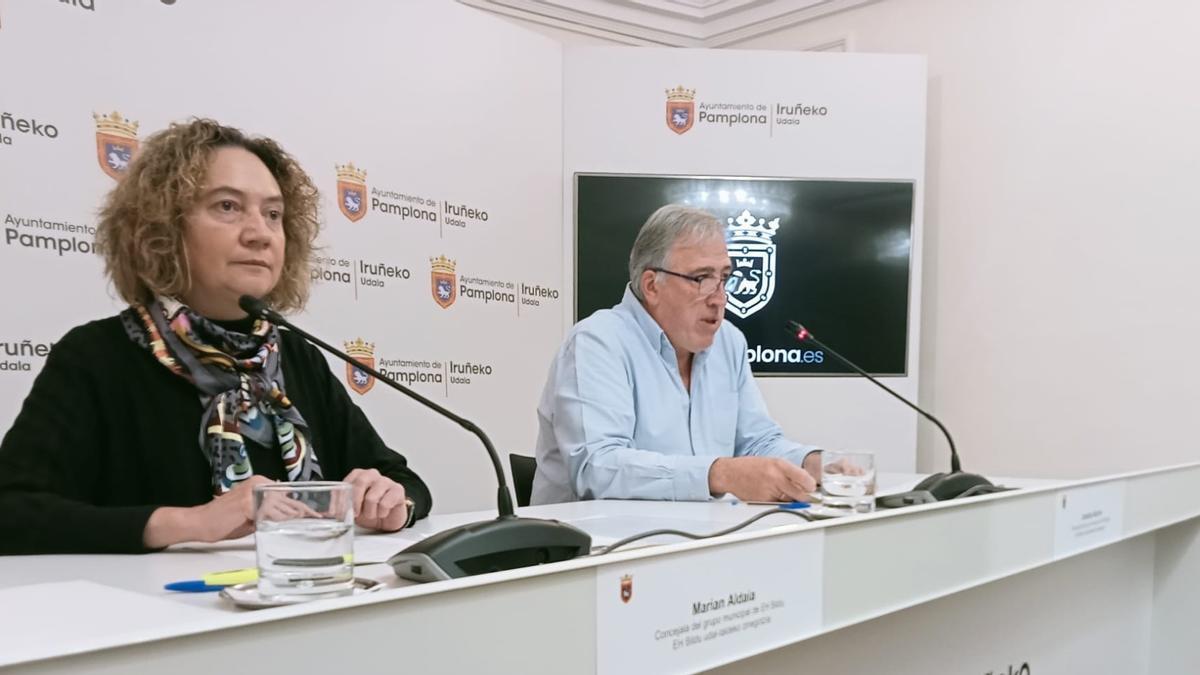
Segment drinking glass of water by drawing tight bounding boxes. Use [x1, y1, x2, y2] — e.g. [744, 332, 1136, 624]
[820, 451, 876, 513]
[254, 481, 355, 600]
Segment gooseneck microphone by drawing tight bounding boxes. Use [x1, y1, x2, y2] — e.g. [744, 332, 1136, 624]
[240, 295, 515, 516]
[785, 320, 1007, 505]
[240, 295, 591, 581]
[788, 321, 962, 473]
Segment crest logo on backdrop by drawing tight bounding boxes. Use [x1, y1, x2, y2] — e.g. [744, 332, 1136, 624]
[93, 111, 139, 180]
[344, 338, 376, 395]
[336, 162, 368, 223]
[665, 86, 695, 135]
[724, 209, 779, 319]
[620, 574, 633, 603]
[430, 255, 457, 309]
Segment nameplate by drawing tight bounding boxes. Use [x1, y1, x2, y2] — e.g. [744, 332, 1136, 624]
[595, 530, 823, 675]
[1053, 481, 1125, 559]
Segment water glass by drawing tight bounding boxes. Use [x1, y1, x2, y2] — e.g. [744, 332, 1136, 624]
[254, 481, 355, 600]
[820, 451, 877, 513]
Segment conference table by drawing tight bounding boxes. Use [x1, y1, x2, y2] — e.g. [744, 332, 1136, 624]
[2, 464, 1198, 674]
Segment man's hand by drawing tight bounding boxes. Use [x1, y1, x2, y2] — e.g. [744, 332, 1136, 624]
[802, 450, 823, 479]
[343, 468, 410, 532]
[708, 456, 817, 501]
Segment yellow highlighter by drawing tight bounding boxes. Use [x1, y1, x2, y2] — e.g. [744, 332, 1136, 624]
[164, 554, 354, 592]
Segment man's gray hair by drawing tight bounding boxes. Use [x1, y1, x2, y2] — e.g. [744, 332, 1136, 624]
[628, 204, 725, 300]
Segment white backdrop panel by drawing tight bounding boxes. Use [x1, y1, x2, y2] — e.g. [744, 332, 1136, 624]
[563, 47, 927, 471]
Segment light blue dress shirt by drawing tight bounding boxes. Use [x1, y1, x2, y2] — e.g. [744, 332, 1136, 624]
[531, 286, 819, 504]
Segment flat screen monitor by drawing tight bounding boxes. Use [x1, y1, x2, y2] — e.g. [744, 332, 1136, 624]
[574, 173, 914, 376]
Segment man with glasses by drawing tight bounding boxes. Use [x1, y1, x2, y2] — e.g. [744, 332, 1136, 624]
[531, 204, 822, 504]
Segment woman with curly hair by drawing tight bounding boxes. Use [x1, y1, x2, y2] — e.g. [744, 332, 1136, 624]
[0, 119, 431, 554]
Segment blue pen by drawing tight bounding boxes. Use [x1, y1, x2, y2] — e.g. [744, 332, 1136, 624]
[163, 580, 225, 593]
[732, 500, 810, 509]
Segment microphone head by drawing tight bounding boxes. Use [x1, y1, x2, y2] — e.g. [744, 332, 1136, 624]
[238, 294, 270, 319]
[786, 320, 811, 341]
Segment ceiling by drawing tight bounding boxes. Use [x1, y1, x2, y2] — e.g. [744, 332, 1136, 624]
[458, 0, 879, 47]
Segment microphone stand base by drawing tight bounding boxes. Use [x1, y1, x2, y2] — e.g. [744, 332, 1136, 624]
[877, 472, 1016, 509]
[388, 516, 592, 583]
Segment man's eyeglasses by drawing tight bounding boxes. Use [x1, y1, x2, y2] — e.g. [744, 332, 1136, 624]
[651, 267, 732, 296]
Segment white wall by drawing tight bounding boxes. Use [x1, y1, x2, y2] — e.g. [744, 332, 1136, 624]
[460, 7, 632, 46]
[727, 0, 1200, 479]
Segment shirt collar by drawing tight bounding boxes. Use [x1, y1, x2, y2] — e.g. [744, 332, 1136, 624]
[617, 285, 714, 366]
[619, 286, 668, 349]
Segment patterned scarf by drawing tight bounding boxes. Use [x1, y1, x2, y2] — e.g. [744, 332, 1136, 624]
[121, 298, 322, 494]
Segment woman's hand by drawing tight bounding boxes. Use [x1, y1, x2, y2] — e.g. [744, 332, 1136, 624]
[343, 468, 410, 532]
[143, 475, 274, 548]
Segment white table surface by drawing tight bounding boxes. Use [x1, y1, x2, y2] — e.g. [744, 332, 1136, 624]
[4, 466, 1192, 674]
